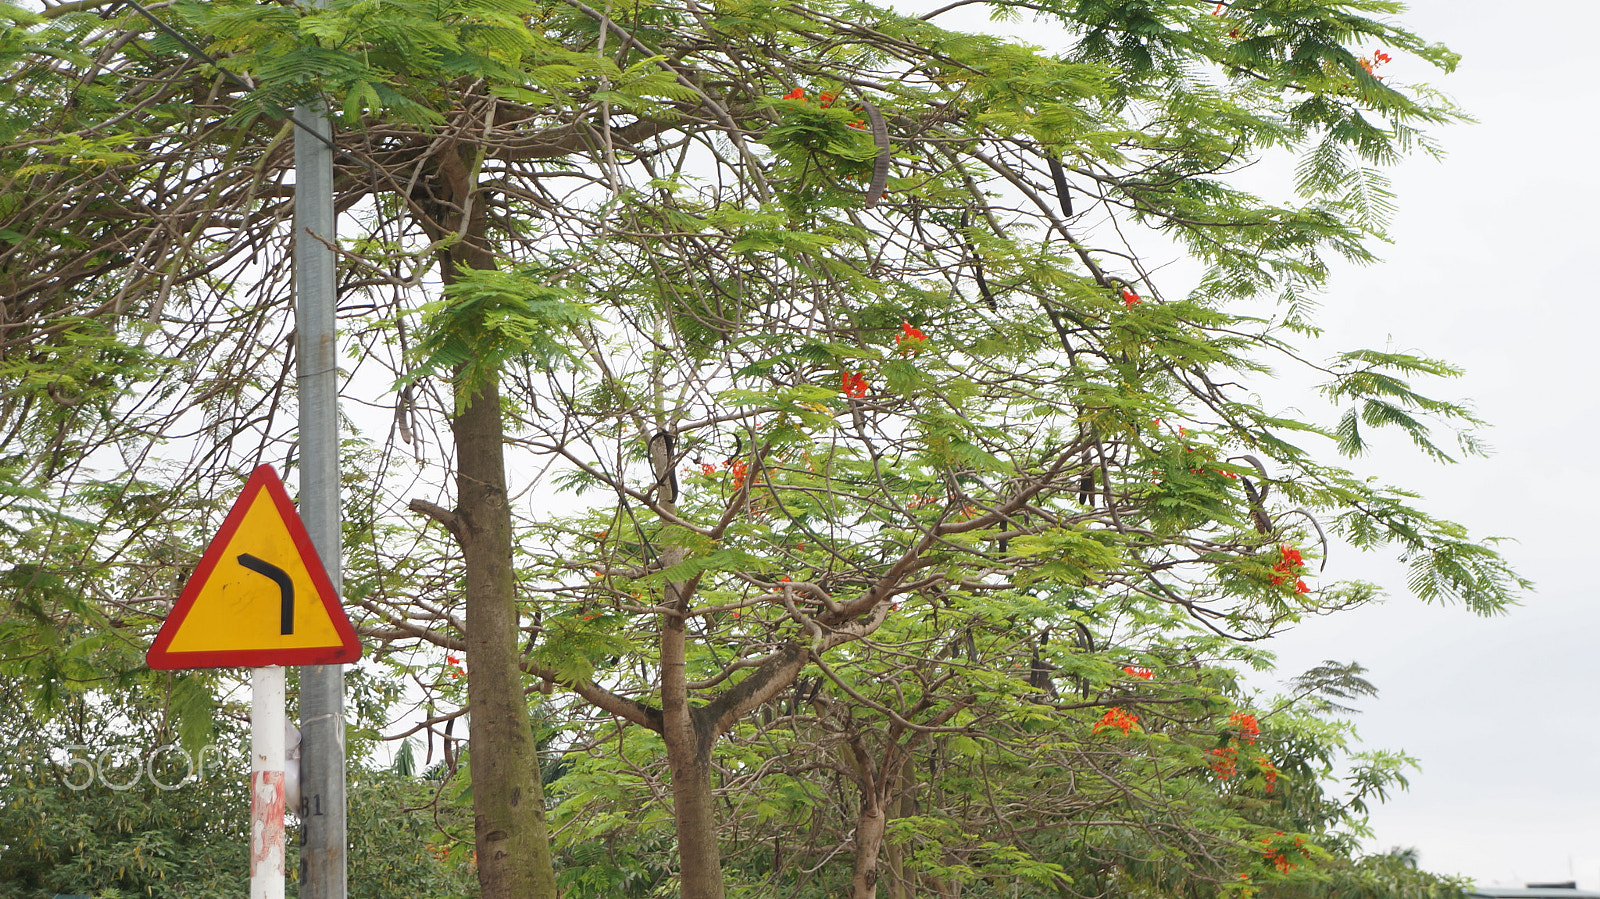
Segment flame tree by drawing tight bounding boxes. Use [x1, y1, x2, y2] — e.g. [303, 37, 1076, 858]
[0, 0, 1518, 897]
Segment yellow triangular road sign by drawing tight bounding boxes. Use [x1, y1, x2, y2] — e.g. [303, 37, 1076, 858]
[147, 465, 361, 669]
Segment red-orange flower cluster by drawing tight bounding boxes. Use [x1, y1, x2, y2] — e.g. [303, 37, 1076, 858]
[1260, 833, 1310, 873]
[1188, 463, 1239, 480]
[1257, 756, 1278, 794]
[1121, 288, 1141, 307]
[841, 371, 870, 397]
[445, 655, 465, 679]
[1123, 666, 1154, 679]
[1094, 708, 1139, 735]
[1229, 711, 1260, 745]
[1358, 50, 1393, 77]
[781, 86, 853, 119]
[778, 86, 865, 127]
[1270, 544, 1310, 594]
[1207, 746, 1239, 779]
[895, 321, 928, 354]
[691, 457, 752, 489]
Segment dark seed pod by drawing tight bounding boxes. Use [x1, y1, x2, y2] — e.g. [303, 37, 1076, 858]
[1047, 155, 1074, 217]
[861, 100, 890, 207]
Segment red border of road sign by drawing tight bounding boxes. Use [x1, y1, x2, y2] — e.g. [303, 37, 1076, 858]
[146, 465, 362, 669]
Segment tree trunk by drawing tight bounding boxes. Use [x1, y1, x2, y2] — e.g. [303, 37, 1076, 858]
[454, 372, 559, 899]
[868, 740, 932, 899]
[885, 784, 913, 899]
[661, 675, 724, 899]
[655, 445, 726, 899]
[428, 137, 558, 899]
[849, 794, 888, 899]
[848, 740, 916, 899]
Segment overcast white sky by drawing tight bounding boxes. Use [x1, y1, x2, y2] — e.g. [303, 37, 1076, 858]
[1232, 0, 1600, 888]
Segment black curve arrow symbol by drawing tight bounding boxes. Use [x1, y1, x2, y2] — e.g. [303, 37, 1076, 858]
[237, 553, 294, 635]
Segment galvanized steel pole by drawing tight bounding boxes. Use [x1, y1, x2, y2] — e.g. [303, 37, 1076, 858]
[293, 97, 347, 899]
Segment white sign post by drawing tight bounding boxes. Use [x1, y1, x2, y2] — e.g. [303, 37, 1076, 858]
[145, 466, 359, 895]
[250, 666, 287, 899]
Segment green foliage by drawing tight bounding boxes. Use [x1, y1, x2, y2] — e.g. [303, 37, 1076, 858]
[412, 264, 595, 408]
[0, 756, 249, 899]
[1324, 350, 1483, 462]
[344, 768, 479, 899]
[1266, 846, 1470, 899]
[0, 0, 1517, 896]
[0, 696, 476, 899]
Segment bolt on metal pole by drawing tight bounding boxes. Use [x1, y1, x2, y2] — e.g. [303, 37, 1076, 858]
[293, 95, 347, 899]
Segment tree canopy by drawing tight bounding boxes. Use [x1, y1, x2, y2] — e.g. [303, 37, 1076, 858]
[0, 0, 1518, 896]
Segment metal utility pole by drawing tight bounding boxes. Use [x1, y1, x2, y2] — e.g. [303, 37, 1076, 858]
[293, 95, 347, 898]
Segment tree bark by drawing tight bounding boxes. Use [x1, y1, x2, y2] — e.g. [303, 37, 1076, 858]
[429, 136, 558, 899]
[849, 794, 888, 899]
[843, 696, 964, 899]
[885, 783, 913, 899]
[453, 372, 559, 899]
[661, 644, 724, 899]
[655, 439, 727, 899]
